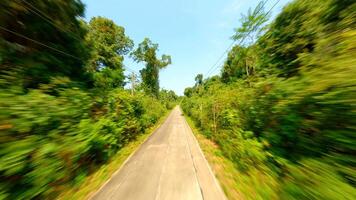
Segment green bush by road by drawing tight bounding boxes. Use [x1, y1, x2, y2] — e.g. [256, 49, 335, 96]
[182, 0, 356, 199]
[0, 0, 177, 199]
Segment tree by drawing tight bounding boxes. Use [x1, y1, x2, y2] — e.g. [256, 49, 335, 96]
[86, 17, 133, 88]
[258, 0, 337, 77]
[232, 0, 269, 46]
[221, 0, 269, 81]
[160, 89, 178, 101]
[194, 74, 203, 86]
[184, 87, 194, 97]
[0, 1, 172, 199]
[131, 38, 171, 97]
[222, 46, 249, 82]
[258, 0, 314, 77]
[0, 0, 89, 89]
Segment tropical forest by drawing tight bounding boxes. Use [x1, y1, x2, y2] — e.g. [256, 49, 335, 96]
[0, 0, 355, 199]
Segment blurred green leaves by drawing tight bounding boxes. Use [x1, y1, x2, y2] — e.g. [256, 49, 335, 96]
[182, 0, 356, 199]
[0, 0, 174, 199]
[0, 83, 169, 199]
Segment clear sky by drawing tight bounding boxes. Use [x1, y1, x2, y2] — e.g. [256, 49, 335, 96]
[82, 0, 292, 95]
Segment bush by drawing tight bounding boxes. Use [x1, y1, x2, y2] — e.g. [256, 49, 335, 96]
[0, 80, 167, 199]
[181, 0, 356, 198]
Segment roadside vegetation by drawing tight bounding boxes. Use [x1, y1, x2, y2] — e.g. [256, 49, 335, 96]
[182, 0, 356, 199]
[0, 0, 177, 199]
[185, 116, 244, 200]
[58, 111, 171, 200]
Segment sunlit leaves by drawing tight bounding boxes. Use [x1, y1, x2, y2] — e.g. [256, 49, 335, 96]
[131, 38, 172, 97]
[182, 0, 356, 199]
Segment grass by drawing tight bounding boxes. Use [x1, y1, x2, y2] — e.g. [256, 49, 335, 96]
[185, 115, 279, 200]
[57, 110, 171, 200]
[184, 116, 244, 200]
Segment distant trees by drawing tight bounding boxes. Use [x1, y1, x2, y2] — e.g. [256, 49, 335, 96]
[183, 74, 204, 97]
[131, 38, 171, 97]
[194, 74, 203, 86]
[184, 87, 194, 97]
[159, 89, 178, 109]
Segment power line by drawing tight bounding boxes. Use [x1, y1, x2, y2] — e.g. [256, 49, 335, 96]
[123, 65, 139, 74]
[19, 0, 83, 42]
[0, 25, 82, 60]
[204, 0, 269, 77]
[205, 41, 235, 77]
[20, 0, 56, 21]
[18, 0, 138, 75]
[205, 0, 270, 77]
[205, 0, 280, 77]
[1, 26, 138, 75]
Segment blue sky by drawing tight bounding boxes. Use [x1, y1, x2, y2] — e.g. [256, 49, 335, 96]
[83, 0, 292, 95]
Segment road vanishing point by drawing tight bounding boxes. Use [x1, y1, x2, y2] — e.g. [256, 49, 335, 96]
[91, 106, 227, 200]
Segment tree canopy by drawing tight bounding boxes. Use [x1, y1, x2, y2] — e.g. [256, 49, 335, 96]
[86, 17, 133, 89]
[86, 17, 133, 72]
[131, 38, 171, 97]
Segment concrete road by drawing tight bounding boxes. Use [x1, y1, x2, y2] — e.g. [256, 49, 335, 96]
[91, 106, 227, 200]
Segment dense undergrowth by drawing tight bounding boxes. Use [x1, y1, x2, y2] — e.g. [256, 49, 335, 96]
[182, 0, 356, 199]
[0, 0, 176, 199]
[0, 85, 170, 199]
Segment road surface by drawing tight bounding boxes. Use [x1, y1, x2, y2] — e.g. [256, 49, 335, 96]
[91, 106, 227, 200]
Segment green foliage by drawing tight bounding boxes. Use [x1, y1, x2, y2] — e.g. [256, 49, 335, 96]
[182, 0, 356, 199]
[86, 17, 133, 69]
[0, 0, 90, 89]
[232, 0, 269, 45]
[0, 82, 167, 199]
[221, 45, 258, 81]
[259, 0, 356, 77]
[194, 74, 203, 86]
[184, 87, 194, 97]
[0, 1, 172, 199]
[222, 0, 270, 82]
[159, 89, 179, 109]
[131, 38, 171, 97]
[86, 17, 134, 89]
[92, 68, 125, 90]
[280, 159, 356, 200]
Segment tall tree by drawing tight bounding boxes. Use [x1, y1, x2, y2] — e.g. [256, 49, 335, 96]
[223, 0, 269, 79]
[232, 0, 269, 45]
[131, 38, 171, 97]
[86, 17, 133, 88]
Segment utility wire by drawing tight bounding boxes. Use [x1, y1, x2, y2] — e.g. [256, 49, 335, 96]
[204, 0, 269, 77]
[0, 25, 82, 60]
[205, 0, 280, 77]
[124, 65, 139, 74]
[1, 28, 137, 75]
[19, 0, 84, 42]
[205, 41, 236, 77]
[19, 0, 139, 74]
